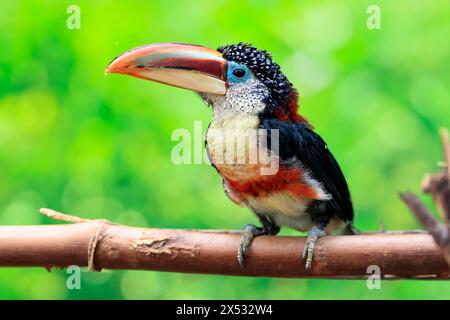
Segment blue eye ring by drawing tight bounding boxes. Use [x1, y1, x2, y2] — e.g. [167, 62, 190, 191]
[227, 61, 252, 83]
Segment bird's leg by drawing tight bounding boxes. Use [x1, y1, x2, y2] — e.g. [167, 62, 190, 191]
[302, 223, 327, 270]
[237, 224, 266, 267]
[237, 215, 280, 267]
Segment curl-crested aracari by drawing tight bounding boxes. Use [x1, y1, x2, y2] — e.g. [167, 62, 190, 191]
[106, 42, 355, 269]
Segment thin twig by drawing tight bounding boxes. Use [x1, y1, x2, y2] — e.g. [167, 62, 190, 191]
[401, 127, 450, 268]
[400, 193, 447, 246]
[40, 208, 89, 223]
[440, 128, 450, 177]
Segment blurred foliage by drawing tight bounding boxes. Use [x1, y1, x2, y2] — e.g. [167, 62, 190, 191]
[0, 0, 449, 299]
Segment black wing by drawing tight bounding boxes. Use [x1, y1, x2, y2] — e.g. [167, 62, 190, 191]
[261, 118, 354, 223]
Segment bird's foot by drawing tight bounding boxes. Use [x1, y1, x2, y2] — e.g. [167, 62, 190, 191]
[302, 225, 326, 270]
[237, 224, 266, 267]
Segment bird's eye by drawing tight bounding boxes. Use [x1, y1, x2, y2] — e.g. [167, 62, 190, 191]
[232, 68, 246, 78]
[227, 62, 252, 83]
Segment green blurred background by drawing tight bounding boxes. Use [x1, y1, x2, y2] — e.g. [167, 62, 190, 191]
[0, 0, 449, 299]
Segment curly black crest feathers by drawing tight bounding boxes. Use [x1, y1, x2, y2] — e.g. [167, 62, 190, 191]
[218, 43, 295, 110]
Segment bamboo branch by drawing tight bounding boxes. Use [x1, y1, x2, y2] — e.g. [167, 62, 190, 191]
[0, 208, 447, 279]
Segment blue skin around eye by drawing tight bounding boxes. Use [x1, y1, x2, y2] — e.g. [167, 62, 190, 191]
[227, 61, 253, 83]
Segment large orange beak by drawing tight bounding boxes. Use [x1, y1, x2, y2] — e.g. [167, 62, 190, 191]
[106, 43, 227, 95]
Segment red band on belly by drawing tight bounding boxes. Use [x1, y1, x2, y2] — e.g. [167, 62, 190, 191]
[224, 167, 319, 200]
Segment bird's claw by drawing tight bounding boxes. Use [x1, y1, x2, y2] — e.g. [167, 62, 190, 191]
[237, 224, 265, 267]
[302, 225, 326, 270]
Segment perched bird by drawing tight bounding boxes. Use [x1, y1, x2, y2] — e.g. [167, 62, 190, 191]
[106, 42, 355, 269]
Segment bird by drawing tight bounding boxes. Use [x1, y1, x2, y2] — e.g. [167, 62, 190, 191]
[106, 42, 355, 269]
